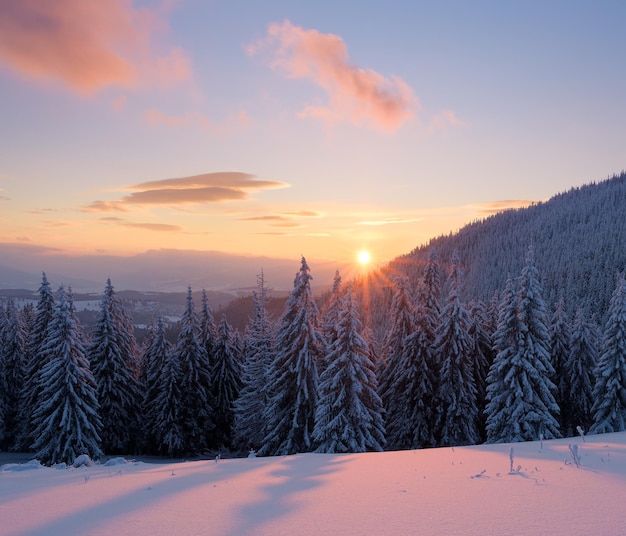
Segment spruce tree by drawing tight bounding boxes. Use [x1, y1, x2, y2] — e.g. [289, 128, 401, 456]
[259, 257, 322, 456]
[153, 345, 184, 457]
[485, 248, 561, 443]
[377, 275, 415, 446]
[210, 314, 242, 449]
[199, 289, 218, 370]
[314, 283, 385, 453]
[88, 279, 142, 454]
[567, 309, 598, 434]
[468, 300, 493, 441]
[31, 288, 102, 465]
[386, 302, 437, 449]
[434, 251, 479, 447]
[550, 299, 572, 433]
[322, 271, 343, 346]
[590, 275, 626, 434]
[0, 298, 27, 450]
[142, 313, 173, 453]
[17, 273, 56, 451]
[175, 287, 214, 454]
[233, 273, 274, 451]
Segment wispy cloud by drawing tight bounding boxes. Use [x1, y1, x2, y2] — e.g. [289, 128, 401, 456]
[122, 222, 182, 232]
[473, 200, 537, 214]
[358, 217, 423, 226]
[280, 210, 322, 217]
[0, 0, 193, 95]
[247, 20, 417, 132]
[99, 216, 181, 233]
[83, 172, 289, 212]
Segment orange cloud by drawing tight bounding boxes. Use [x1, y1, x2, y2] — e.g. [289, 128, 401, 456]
[473, 200, 537, 214]
[84, 172, 289, 211]
[82, 201, 128, 213]
[248, 20, 417, 131]
[0, 0, 192, 95]
[122, 222, 182, 232]
[280, 210, 321, 217]
[359, 217, 422, 226]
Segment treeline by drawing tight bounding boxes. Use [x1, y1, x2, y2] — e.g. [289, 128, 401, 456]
[1, 248, 625, 465]
[390, 171, 626, 323]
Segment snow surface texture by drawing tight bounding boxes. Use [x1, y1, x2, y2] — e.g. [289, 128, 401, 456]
[2, 432, 626, 535]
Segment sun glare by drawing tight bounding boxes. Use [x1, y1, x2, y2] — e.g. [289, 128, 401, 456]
[357, 250, 371, 266]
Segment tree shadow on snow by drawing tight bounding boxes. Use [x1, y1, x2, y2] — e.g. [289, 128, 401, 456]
[227, 453, 350, 536]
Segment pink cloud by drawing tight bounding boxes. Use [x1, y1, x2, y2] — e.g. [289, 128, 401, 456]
[82, 172, 288, 211]
[0, 0, 193, 95]
[248, 20, 417, 131]
[429, 109, 468, 133]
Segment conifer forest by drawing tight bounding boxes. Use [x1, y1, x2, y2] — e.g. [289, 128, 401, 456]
[1, 173, 626, 465]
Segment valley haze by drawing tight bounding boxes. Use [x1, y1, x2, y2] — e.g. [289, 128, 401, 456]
[0, 245, 346, 293]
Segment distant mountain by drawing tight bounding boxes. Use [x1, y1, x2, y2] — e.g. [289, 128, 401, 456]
[0, 247, 345, 293]
[387, 171, 626, 321]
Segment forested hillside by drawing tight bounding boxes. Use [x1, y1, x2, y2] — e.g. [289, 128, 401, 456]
[2, 173, 626, 464]
[390, 171, 626, 321]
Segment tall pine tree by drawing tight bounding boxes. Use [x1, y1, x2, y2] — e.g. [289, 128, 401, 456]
[142, 312, 173, 453]
[550, 298, 572, 433]
[433, 251, 479, 447]
[566, 309, 598, 434]
[377, 275, 415, 447]
[259, 257, 322, 456]
[31, 288, 102, 465]
[88, 279, 142, 454]
[485, 248, 560, 443]
[16, 273, 56, 451]
[175, 287, 214, 454]
[0, 298, 27, 450]
[210, 314, 242, 449]
[314, 283, 385, 453]
[590, 274, 626, 434]
[233, 273, 274, 451]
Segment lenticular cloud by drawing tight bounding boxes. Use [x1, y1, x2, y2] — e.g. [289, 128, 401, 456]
[249, 20, 417, 131]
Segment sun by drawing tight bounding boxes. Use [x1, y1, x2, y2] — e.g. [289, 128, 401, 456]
[357, 249, 371, 266]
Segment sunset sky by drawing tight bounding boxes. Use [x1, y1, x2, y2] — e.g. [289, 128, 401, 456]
[1, 1, 625, 285]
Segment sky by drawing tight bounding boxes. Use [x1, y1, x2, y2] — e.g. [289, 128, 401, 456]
[1, 1, 625, 289]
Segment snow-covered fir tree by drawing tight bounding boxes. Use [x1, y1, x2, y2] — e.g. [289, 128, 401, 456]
[0, 298, 27, 450]
[152, 343, 184, 457]
[210, 313, 242, 449]
[322, 270, 343, 347]
[468, 300, 494, 442]
[550, 299, 572, 433]
[589, 274, 626, 434]
[16, 273, 56, 450]
[141, 313, 173, 453]
[233, 273, 275, 451]
[377, 275, 415, 446]
[88, 279, 143, 454]
[259, 257, 322, 456]
[175, 287, 214, 454]
[433, 251, 479, 447]
[385, 301, 437, 449]
[31, 287, 102, 465]
[417, 248, 442, 330]
[314, 283, 385, 453]
[199, 289, 218, 369]
[485, 248, 561, 443]
[566, 309, 598, 434]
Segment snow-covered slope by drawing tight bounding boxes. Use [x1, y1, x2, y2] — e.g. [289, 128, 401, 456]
[2, 432, 625, 535]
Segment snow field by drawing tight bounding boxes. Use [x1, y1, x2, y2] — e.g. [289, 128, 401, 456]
[2, 432, 626, 535]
